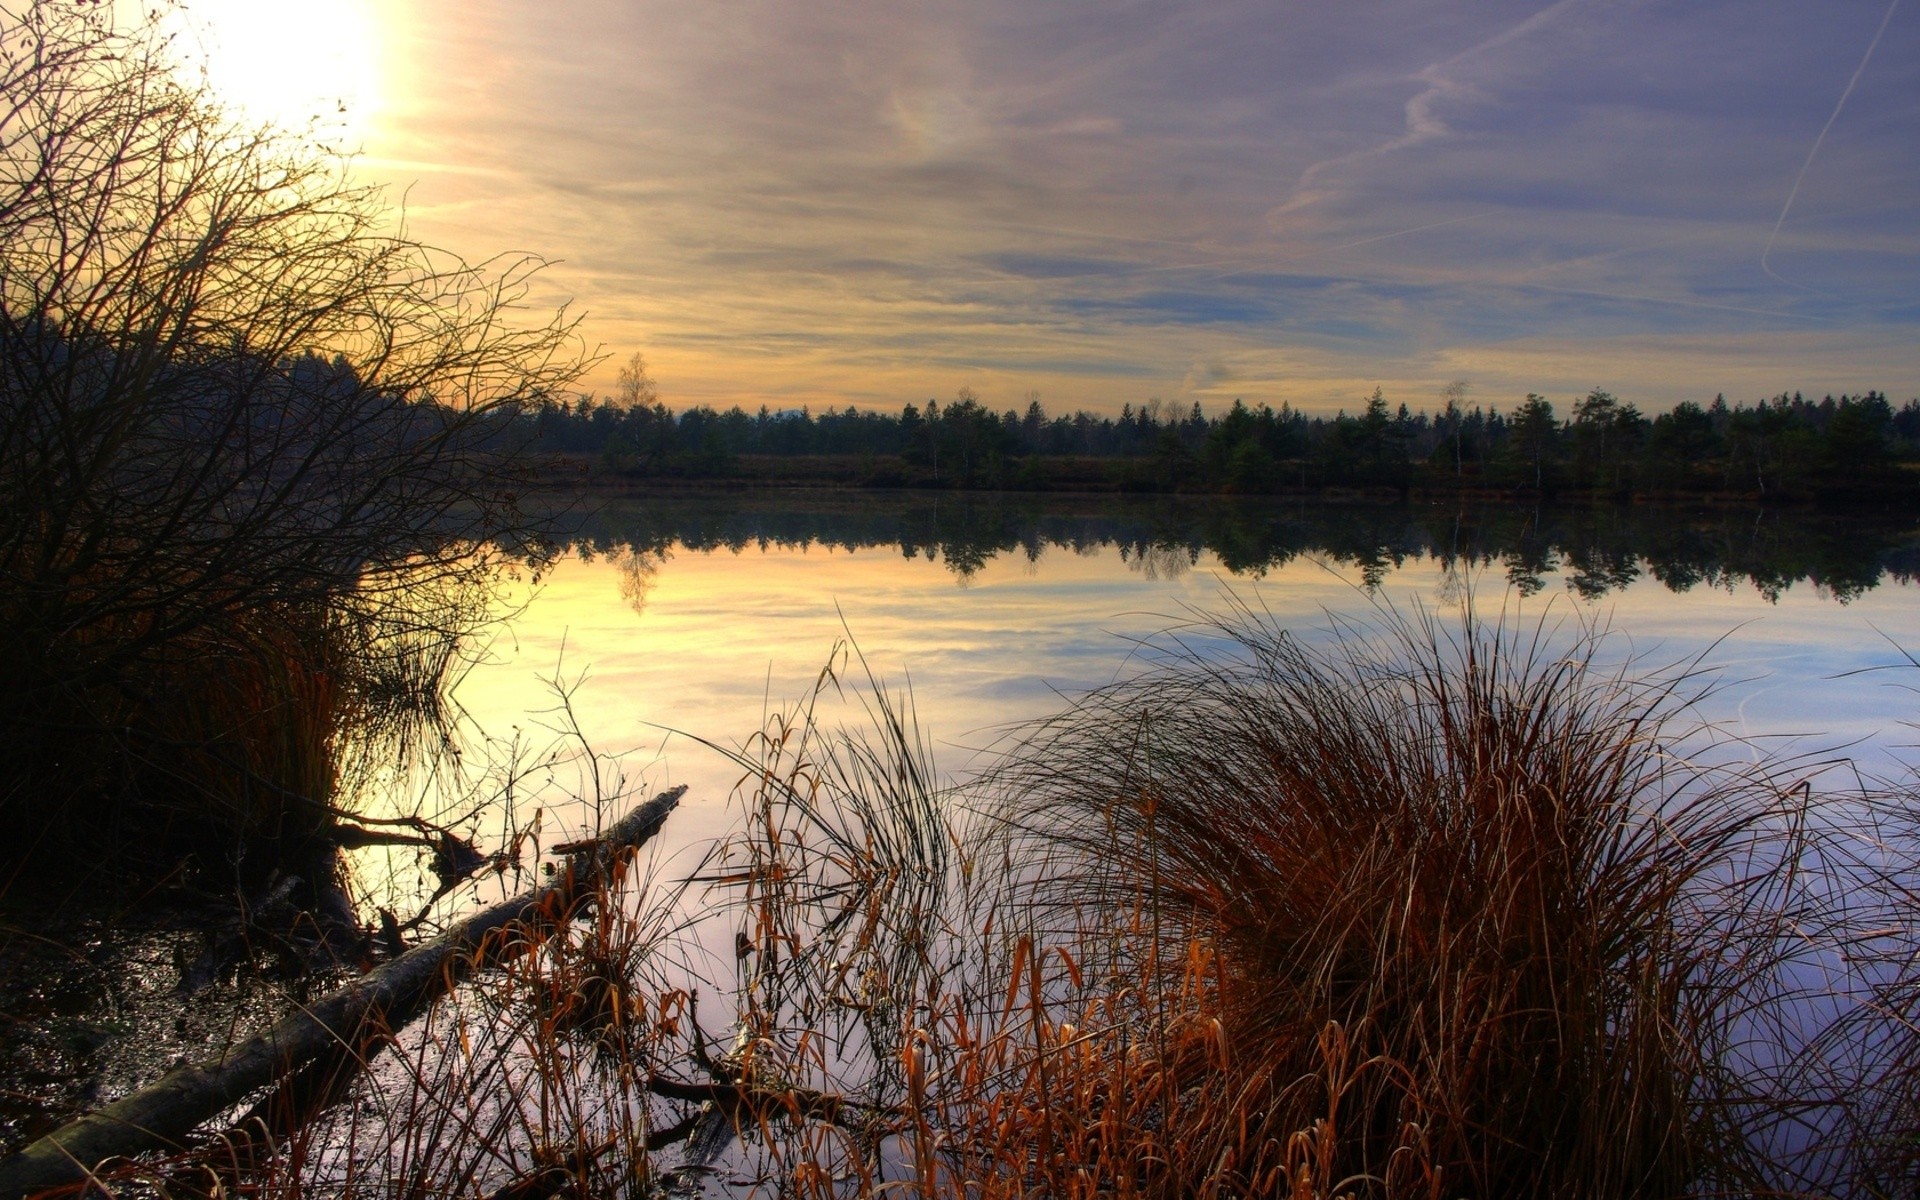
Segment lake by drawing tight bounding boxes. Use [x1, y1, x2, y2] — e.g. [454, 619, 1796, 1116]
[18, 490, 1918, 1190]
[435, 492, 1920, 864]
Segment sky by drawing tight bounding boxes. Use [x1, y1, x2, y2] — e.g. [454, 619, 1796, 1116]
[178, 0, 1918, 418]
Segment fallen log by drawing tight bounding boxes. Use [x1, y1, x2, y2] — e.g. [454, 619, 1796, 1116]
[0, 786, 686, 1198]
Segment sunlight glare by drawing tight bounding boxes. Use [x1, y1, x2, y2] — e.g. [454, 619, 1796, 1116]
[161, 0, 384, 140]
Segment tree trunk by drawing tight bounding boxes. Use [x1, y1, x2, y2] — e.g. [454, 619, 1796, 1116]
[0, 787, 685, 1197]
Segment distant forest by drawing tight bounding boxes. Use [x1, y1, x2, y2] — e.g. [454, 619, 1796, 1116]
[525, 386, 1920, 500]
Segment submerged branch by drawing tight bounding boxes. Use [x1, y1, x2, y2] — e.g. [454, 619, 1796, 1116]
[0, 786, 686, 1196]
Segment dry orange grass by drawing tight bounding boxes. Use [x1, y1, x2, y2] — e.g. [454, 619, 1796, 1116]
[966, 604, 1816, 1198]
[44, 614, 1891, 1199]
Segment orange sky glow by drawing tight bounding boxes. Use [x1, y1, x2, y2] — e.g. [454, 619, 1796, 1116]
[170, 0, 1919, 418]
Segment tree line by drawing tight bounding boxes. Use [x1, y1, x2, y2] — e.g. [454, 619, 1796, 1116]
[528, 381, 1920, 499]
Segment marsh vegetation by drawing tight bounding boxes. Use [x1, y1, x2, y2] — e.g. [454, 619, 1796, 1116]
[6, 2, 1920, 1196]
[12, 611, 1920, 1197]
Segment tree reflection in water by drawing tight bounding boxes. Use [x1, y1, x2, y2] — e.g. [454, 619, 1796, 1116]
[545, 494, 1920, 604]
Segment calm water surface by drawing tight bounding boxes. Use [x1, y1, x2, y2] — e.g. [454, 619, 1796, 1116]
[438, 494, 1920, 859]
[322, 493, 1920, 1191]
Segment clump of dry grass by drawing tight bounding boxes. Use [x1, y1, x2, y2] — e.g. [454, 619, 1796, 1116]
[969, 601, 1827, 1198]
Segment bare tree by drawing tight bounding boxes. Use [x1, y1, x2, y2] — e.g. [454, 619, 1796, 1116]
[0, 1, 590, 861]
[613, 350, 657, 408]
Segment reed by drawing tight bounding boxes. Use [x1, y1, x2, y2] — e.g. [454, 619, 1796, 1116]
[41, 610, 1902, 1198]
[972, 601, 1829, 1197]
[51, 702, 714, 1199]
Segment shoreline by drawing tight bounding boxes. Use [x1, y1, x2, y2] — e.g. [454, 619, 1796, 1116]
[523, 453, 1920, 511]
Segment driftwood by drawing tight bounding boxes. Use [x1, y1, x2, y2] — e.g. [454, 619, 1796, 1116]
[0, 786, 686, 1198]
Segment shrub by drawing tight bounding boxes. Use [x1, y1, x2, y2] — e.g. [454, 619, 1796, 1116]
[0, 0, 586, 873]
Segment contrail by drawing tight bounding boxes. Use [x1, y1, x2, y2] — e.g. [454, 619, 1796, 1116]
[1272, 0, 1582, 222]
[1761, 0, 1901, 285]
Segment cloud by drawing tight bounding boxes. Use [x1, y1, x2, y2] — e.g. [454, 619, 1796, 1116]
[358, 0, 1920, 413]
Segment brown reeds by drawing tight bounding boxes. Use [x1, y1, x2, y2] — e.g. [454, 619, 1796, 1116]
[970, 601, 1829, 1198]
[33, 610, 1905, 1197]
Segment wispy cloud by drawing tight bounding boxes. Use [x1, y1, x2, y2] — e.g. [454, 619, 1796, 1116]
[362, 0, 1920, 413]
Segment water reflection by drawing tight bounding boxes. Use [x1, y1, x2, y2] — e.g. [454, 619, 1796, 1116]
[421, 493, 1920, 1190]
[540, 494, 1920, 603]
[456, 493, 1920, 842]
[610, 546, 664, 616]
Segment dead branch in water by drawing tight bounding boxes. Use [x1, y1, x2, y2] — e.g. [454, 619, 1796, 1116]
[0, 787, 685, 1197]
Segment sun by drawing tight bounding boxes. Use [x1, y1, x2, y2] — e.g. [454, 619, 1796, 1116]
[158, 0, 384, 140]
